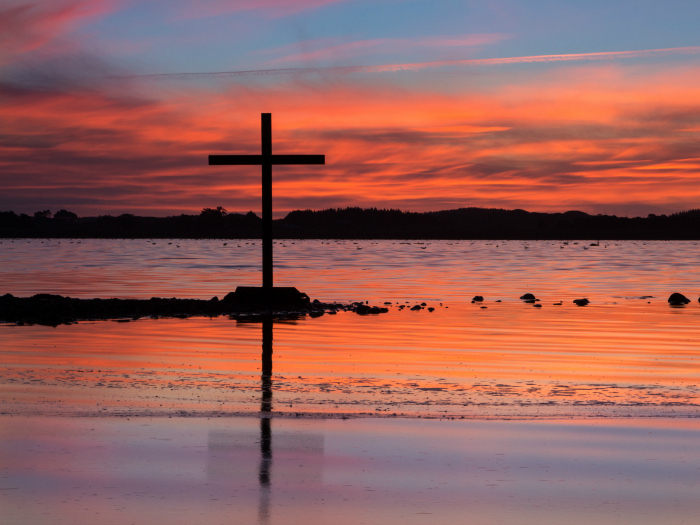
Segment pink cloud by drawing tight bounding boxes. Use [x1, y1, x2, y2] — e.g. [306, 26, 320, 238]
[170, 0, 346, 20]
[260, 33, 510, 66]
[0, 0, 116, 63]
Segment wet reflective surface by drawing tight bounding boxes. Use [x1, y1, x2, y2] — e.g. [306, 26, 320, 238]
[2, 416, 700, 525]
[2, 239, 700, 522]
[1, 307, 699, 418]
[2, 238, 700, 303]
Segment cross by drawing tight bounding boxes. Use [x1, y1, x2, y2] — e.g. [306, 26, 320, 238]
[209, 113, 325, 290]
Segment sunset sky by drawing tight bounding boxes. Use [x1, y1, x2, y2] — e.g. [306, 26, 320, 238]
[3, 0, 700, 217]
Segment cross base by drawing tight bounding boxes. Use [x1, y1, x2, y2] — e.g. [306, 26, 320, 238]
[223, 286, 310, 306]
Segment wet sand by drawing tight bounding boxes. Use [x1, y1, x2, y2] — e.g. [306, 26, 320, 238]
[2, 416, 699, 525]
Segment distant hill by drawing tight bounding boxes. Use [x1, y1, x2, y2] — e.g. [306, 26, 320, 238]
[2, 206, 700, 240]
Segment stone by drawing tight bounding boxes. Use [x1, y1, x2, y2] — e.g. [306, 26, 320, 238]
[472, 296, 484, 302]
[668, 293, 690, 305]
[520, 293, 536, 300]
[410, 305, 422, 311]
[573, 298, 590, 306]
[355, 304, 389, 315]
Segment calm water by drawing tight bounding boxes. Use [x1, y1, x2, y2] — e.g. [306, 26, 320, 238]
[3, 417, 700, 525]
[1, 238, 699, 302]
[1, 239, 700, 418]
[3, 239, 700, 524]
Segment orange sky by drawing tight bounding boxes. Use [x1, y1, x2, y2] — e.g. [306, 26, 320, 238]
[2, 0, 700, 217]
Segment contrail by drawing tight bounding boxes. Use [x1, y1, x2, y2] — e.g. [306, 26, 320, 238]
[110, 46, 700, 80]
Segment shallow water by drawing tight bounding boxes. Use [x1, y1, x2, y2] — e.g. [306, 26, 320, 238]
[1, 239, 700, 418]
[3, 239, 700, 523]
[2, 417, 700, 525]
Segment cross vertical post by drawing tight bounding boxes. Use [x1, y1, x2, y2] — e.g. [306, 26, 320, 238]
[261, 114, 273, 290]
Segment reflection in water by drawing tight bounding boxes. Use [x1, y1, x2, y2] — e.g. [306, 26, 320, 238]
[261, 317, 273, 413]
[259, 316, 273, 523]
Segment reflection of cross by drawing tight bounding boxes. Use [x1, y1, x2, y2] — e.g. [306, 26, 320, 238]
[209, 114, 325, 289]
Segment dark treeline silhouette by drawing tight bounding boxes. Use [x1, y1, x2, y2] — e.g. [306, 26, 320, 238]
[2, 206, 700, 239]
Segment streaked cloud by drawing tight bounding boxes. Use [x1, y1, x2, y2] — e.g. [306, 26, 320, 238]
[0, 0, 115, 64]
[258, 33, 510, 66]
[120, 46, 700, 80]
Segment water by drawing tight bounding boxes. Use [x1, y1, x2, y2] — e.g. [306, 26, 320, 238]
[1, 239, 700, 418]
[3, 417, 700, 525]
[3, 239, 700, 524]
[1, 238, 699, 302]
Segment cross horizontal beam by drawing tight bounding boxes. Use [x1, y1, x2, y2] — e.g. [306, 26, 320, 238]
[209, 154, 325, 165]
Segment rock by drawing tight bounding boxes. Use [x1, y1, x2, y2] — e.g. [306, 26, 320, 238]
[355, 304, 389, 315]
[410, 305, 422, 311]
[210, 296, 219, 302]
[495, 300, 502, 303]
[420, 302, 427, 306]
[533, 304, 542, 308]
[520, 293, 536, 300]
[573, 298, 590, 306]
[427, 307, 435, 312]
[384, 302, 392, 305]
[480, 306, 487, 309]
[472, 296, 484, 302]
[668, 293, 690, 305]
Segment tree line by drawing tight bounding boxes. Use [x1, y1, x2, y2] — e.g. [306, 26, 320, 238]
[1, 206, 700, 239]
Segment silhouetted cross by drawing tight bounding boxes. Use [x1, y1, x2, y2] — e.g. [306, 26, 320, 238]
[209, 113, 325, 289]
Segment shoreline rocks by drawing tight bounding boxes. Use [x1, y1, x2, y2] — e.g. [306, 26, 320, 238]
[0, 293, 389, 327]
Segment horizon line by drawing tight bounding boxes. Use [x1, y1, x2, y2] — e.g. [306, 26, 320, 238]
[4, 205, 698, 219]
